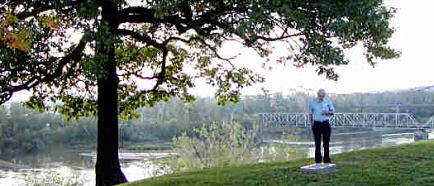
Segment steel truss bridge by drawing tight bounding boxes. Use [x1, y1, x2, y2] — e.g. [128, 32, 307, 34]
[259, 113, 434, 129]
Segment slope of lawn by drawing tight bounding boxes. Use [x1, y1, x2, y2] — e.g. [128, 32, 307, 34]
[121, 140, 434, 186]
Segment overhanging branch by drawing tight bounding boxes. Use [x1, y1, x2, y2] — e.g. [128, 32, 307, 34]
[5, 37, 87, 98]
[116, 29, 165, 49]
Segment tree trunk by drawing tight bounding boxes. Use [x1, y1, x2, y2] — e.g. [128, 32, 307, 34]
[95, 58, 127, 186]
[95, 1, 127, 185]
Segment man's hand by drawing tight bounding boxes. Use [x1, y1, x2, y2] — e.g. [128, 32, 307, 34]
[322, 110, 334, 116]
[309, 114, 313, 127]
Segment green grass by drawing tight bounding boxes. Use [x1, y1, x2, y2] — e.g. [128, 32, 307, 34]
[121, 140, 434, 186]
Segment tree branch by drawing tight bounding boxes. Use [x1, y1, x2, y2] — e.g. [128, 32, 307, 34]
[167, 35, 237, 67]
[151, 48, 168, 91]
[116, 29, 165, 49]
[6, 37, 87, 96]
[120, 71, 157, 81]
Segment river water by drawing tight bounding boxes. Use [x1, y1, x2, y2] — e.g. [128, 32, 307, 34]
[0, 129, 432, 186]
[0, 150, 175, 186]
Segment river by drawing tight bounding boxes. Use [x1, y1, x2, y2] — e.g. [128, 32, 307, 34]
[0, 129, 432, 186]
[0, 150, 175, 186]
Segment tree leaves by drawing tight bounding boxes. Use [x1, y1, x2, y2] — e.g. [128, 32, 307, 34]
[8, 30, 33, 52]
[41, 17, 58, 29]
[0, 13, 32, 52]
[77, 1, 99, 19]
[4, 13, 18, 24]
[0, 0, 399, 119]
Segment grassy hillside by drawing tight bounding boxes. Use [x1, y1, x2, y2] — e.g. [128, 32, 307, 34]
[121, 140, 434, 186]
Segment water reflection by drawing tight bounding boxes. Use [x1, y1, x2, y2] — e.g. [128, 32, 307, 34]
[0, 151, 175, 186]
[266, 131, 416, 159]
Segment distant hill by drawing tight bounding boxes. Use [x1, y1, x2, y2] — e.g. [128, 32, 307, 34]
[407, 85, 434, 92]
[363, 85, 434, 94]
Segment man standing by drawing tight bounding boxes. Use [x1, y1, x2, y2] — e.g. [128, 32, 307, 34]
[308, 89, 335, 164]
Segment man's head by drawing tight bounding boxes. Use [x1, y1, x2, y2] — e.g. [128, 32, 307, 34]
[317, 89, 326, 101]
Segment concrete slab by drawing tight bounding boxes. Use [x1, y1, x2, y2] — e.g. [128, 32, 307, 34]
[300, 163, 337, 174]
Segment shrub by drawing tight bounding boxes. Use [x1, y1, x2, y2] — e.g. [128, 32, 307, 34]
[167, 122, 300, 172]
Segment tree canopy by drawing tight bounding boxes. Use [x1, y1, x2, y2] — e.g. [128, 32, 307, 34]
[0, 0, 399, 185]
[1, 0, 399, 112]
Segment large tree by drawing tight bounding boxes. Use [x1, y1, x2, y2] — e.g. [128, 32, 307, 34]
[0, 0, 399, 185]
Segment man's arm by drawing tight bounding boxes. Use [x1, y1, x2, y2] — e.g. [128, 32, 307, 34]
[309, 114, 313, 127]
[308, 100, 313, 127]
[328, 100, 335, 115]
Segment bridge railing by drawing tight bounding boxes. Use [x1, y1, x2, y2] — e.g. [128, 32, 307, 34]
[259, 113, 432, 129]
[424, 116, 434, 129]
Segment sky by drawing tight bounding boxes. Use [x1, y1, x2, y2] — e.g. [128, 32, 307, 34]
[7, 0, 434, 102]
[191, 0, 434, 96]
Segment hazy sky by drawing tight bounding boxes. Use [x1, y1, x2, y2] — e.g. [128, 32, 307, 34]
[7, 0, 434, 102]
[192, 0, 434, 96]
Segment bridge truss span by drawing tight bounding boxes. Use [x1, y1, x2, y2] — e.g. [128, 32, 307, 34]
[259, 113, 434, 129]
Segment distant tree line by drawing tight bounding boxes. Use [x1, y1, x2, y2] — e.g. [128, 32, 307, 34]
[1, 90, 433, 155]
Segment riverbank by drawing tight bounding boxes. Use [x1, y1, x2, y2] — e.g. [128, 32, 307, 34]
[67, 141, 173, 152]
[122, 140, 434, 186]
[0, 159, 30, 169]
[120, 141, 173, 152]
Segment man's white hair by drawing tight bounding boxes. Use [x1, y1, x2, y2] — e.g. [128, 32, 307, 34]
[317, 88, 326, 94]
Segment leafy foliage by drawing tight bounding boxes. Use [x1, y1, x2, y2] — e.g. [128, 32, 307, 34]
[169, 121, 300, 172]
[0, 103, 96, 155]
[0, 0, 399, 118]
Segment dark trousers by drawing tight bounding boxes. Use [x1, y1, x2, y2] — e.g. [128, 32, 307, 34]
[312, 120, 331, 163]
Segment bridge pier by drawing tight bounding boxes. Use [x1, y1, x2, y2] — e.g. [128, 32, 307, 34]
[414, 129, 430, 141]
[430, 129, 434, 139]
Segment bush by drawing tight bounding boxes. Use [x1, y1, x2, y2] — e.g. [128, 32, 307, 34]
[167, 122, 300, 172]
